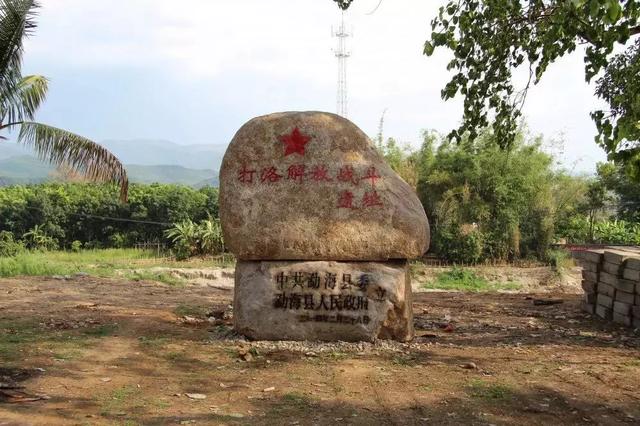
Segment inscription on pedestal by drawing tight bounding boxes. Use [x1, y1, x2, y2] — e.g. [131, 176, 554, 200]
[233, 260, 413, 342]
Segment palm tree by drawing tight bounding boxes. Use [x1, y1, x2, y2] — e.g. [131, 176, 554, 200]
[0, 0, 128, 200]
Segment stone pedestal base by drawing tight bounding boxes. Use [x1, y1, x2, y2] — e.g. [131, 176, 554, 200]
[233, 260, 413, 342]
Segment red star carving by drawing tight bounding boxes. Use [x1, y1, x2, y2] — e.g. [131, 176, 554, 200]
[279, 127, 311, 156]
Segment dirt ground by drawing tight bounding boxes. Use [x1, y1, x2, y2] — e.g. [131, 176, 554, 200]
[1, 274, 639, 426]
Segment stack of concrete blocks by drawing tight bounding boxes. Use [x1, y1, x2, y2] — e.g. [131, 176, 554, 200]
[574, 249, 640, 328]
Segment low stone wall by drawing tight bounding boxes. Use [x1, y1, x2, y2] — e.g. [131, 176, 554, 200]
[573, 249, 640, 327]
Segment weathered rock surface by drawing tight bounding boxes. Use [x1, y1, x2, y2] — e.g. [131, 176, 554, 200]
[233, 260, 413, 342]
[219, 111, 429, 261]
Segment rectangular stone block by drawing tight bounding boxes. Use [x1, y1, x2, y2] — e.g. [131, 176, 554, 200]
[584, 293, 597, 304]
[634, 317, 640, 329]
[581, 280, 597, 294]
[602, 262, 623, 276]
[626, 258, 640, 271]
[613, 312, 632, 326]
[597, 282, 615, 298]
[613, 301, 632, 316]
[233, 260, 412, 342]
[579, 261, 600, 273]
[573, 250, 603, 264]
[604, 250, 633, 265]
[636, 294, 640, 306]
[582, 270, 599, 283]
[633, 306, 640, 318]
[599, 272, 618, 286]
[623, 268, 640, 281]
[615, 290, 635, 305]
[596, 304, 613, 320]
[615, 278, 636, 294]
[597, 293, 614, 308]
[582, 302, 595, 315]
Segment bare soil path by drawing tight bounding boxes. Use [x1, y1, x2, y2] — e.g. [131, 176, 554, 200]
[0, 275, 639, 425]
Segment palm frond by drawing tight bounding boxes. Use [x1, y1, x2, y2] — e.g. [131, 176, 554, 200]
[0, 74, 47, 124]
[17, 121, 129, 201]
[0, 0, 38, 97]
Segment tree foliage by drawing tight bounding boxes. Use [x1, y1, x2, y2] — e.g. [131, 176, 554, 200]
[0, 0, 128, 200]
[337, 0, 640, 178]
[0, 183, 220, 251]
[592, 39, 640, 179]
[377, 127, 591, 261]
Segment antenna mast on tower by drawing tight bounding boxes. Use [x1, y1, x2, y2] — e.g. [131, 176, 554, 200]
[332, 12, 351, 118]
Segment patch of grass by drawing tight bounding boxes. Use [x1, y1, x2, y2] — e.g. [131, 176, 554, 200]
[83, 324, 119, 337]
[622, 359, 640, 368]
[392, 354, 418, 366]
[281, 392, 311, 408]
[422, 267, 520, 292]
[174, 304, 208, 317]
[0, 249, 160, 278]
[100, 385, 144, 417]
[467, 379, 513, 400]
[0, 253, 77, 277]
[137, 336, 169, 349]
[0, 320, 41, 361]
[163, 351, 190, 363]
[126, 271, 185, 287]
[53, 349, 83, 361]
[325, 351, 348, 360]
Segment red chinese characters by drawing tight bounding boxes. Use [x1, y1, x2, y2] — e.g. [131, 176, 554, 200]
[261, 166, 282, 183]
[361, 166, 381, 187]
[362, 190, 383, 207]
[287, 164, 306, 183]
[238, 165, 256, 184]
[337, 190, 356, 209]
[310, 165, 332, 182]
[236, 164, 385, 208]
[337, 165, 359, 185]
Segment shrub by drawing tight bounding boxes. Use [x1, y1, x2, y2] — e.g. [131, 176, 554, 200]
[164, 217, 225, 260]
[0, 231, 25, 257]
[545, 248, 574, 275]
[433, 225, 484, 264]
[70, 240, 83, 252]
[22, 225, 58, 252]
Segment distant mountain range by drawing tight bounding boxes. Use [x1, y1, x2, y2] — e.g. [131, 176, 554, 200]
[0, 139, 224, 187]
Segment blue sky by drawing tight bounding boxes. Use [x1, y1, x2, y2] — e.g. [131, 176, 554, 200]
[22, 0, 608, 173]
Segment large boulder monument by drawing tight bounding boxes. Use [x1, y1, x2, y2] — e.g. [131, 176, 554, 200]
[220, 111, 429, 341]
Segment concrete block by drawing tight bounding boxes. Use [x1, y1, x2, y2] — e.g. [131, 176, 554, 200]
[597, 293, 614, 308]
[613, 312, 632, 326]
[573, 250, 604, 264]
[622, 268, 640, 281]
[604, 250, 634, 265]
[602, 261, 624, 276]
[599, 272, 618, 286]
[582, 270, 599, 282]
[597, 282, 615, 298]
[613, 301, 632, 316]
[582, 302, 595, 315]
[584, 293, 597, 304]
[579, 261, 600, 273]
[581, 280, 597, 293]
[596, 304, 613, 320]
[615, 290, 635, 305]
[614, 278, 636, 293]
[626, 258, 640, 271]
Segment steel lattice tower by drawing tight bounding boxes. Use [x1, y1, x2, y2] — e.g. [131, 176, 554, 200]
[333, 12, 351, 118]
